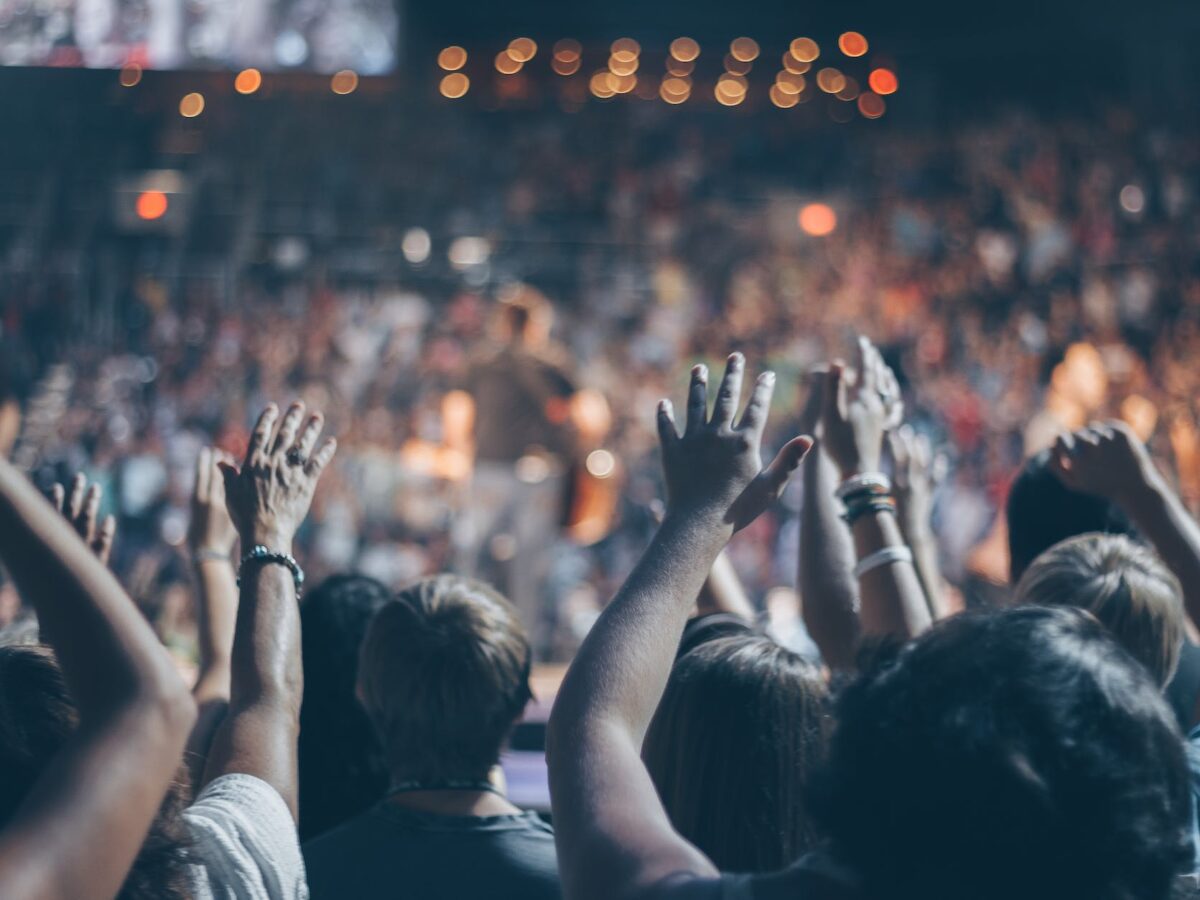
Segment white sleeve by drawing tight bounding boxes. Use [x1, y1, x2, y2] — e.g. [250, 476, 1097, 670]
[184, 773, 309, 900]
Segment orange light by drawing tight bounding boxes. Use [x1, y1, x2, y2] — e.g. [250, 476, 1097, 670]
[717, 72, 748, 94]
[234, 68, 262, 94]
[799, 203, 837, 236]
[669, 37, 700, 62]
[723, 54, 752, 75]
[508, 37, 537, 62]
[858, 91, 886, 118]
[609, 55, 639, 76]
[496, 51, 522, 74]
[730, 37, 760, 62]
[770, 84, 799, 108]
[331, 70, 358, 94]
[868, 68, 898, 95]
[660, 76, 691, 103]
[816, 67, 846, 93]
[554, 39, 582, 62]
[666, 57, 694, 76]
[590, 71, 615, 98]
[552, 56, 581, 76]
[136, 190, 169, 220]
[611, 38, 640, 60]
[438, 46, 468, 70]
[790, 37, 819, 63]
[782, 53, 811, 74]
[179, 92, 205, 117]
[838, 31, 869, 57]
[440, 72, 470, 98]
[610, 72, 636, 94]
[836, 75, 860, 101]
[119, 63, 142, 87]
[776, 71, 806, 94]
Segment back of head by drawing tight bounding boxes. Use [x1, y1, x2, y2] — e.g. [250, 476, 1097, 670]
[1016, 533, 1185, 687]
[643, 635, 829, 872]
[496, 286, 553, 347]
[1006, 449, 1137, 582]
[299, 574, 392, 840]
[358, 575, 532, 783]
[0, 646, 192, 900]
[813, 606, 1191, 900]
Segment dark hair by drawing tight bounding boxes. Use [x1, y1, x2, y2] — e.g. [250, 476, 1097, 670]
[1016, 533, 1185, 687]
[813, 607, 1192, 900]
[358, 575, 533, 783]
[299, 574, 392, 841]
[1006, 449, 1137, 581]
[642, 635, 828, 873]
[0, 646, 193, 900]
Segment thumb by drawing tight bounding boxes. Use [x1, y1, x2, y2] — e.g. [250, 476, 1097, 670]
[217, 460, 239, 497]
[762, 435, 815, 493]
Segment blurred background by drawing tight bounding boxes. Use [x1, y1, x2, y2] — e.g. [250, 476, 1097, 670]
[2, 0, 1200, 668]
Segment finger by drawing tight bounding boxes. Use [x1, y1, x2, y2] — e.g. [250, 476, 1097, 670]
[656, 399, 680, 454]
[761, 435, 815, 494]
[81, 483, 102, 544]
[738, 371, 776, 436]
[711, 353, 745, 430]
[914, 433, 933, 469]
[823, 363, 847, 425]
[195, 447, 212, 501]
[1088, 421, 1115, 440]
[856, 337, 877, 395]
[685, 364, 709, 435]
[67, 473, 87, 523]
[1053, 433, 1075, 457]
[305, 437, 338, 477]
[93, 515, 116, 565]
[293, 412, 325, 460]
[245, 404, 280, 468]
[1075, 428, 1101, 448]
[50, 483, 65, 513]
[271, 401, 307, 458]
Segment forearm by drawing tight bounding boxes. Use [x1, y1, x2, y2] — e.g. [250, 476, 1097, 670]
[192, 559, 238, 701]
[852, 510, 932, 639]
[695, 549, 755, 620]
[799, 449, 861, 669]
[905, 523, 950, 620]
[1124, 475, 1200, 628]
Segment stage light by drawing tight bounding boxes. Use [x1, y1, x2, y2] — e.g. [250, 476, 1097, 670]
[136, 190, 169, 220]
[179, 92, 205, 118]
[609, 55, 638, 76]
[508, 37, 537, 62]
[839, 32, 869, 57]
[666, 57, 694, 76]
[586, 449, 616, 479]
[816, 67, 846, 93]
[836, 76, 860, 101]
[438, 46, 467, 71]
[495, 52, 522, 74]
[799, 203, 837, 236]
[730, 37, 760, 62]
[402, 227, 432, 263]
[776, 71, 806, 94]
[331, 70, 358, 94]
[782, 53, 811, 74]
[119, 63, 142, 87]
[858, 91, 886, 118]
[868, 68, 898, 95]
[770, 84, 799, 108]
[611, 38, 640, 61]
[724, 54, 752, 76]
[669, 37, 700, 62]
[1120, 184, 1146, 214]
[552, 57, 581, 76]
[234, 68, 262, 94]
[553, 39, 582, 62]
[790, 37, 819, 63]
[440, 72, 470, 98]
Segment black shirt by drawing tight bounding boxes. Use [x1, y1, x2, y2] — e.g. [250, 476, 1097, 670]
[303, 802, 561, 900]
[467, 346, 576, 463]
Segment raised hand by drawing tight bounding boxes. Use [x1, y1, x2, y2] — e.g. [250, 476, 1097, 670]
[656, 353, 812, 533]
[51, 472, 116, 566]
[889, 425, 947, 539]
[797, 366, 830, 439]
[821, 336, 896, 478]
[218, 401, 337, 551]
[188, 446, 239, 559]
[1049, 420, 1161, 506]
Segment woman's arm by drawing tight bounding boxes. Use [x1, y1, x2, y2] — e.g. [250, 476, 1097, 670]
[547, 355, 812, 900]
[0, 458, 196, 900]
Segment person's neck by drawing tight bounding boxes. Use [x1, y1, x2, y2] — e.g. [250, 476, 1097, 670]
[385, 775, 522, 817]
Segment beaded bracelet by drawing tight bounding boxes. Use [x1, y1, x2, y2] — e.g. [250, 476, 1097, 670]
[842, 496, 897, 526]
[237, 545, 305, 597]
[834, 472, 892, 501]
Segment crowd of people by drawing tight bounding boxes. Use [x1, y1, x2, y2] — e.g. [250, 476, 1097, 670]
[2, 64, 1200, 899]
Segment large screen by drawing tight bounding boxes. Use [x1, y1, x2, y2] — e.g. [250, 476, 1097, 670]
[0, 0, 398, 73]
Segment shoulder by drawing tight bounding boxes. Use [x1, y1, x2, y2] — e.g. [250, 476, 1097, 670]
[185, 774, 308, 899]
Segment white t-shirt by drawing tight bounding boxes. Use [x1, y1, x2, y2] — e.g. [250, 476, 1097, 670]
[184, 773, 309, 899]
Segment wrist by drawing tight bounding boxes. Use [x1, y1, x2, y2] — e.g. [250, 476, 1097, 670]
[246, 528, 293, 554]
[661, 506, 735, 547]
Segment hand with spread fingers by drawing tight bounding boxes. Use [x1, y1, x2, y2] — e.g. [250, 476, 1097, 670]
[218, 401, 338, 552]
[1049, 420, 1162, 507]
[656, 353, 813, 533]
[189, 446, 239, 560]
[821, 336, 897, 478]
[51, 472, 117, 566]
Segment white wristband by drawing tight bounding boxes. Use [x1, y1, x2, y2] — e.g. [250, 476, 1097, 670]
[853, 545, 914, 579]
[835, 472, 892, 500]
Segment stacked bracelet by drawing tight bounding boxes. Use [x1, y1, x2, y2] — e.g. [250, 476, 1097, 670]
[842, 495, 897, 526]
[837, 473, 896, 525]
[237, 545, 305, 597]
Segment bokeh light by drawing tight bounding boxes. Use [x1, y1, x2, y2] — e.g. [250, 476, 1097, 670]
[402, 227, 432, 263]
[816, 67, 846, 93]
[496, 51, 522, 74]
[179, 92, 205, 117]
[135, 190, 169, 220]
[790, 37, 820, 63]
[440, 72, 470, 98]
[611, 38, 640, 61]
[666, 57, 694, 76]
[660, 76, 691, 103]
[590, 71, 615, 98]
[838, 31, 869, 57]
[730, 37, 760, 62]
[669, 37, 701, 62]
[836, 76, 860, 101]
[609, 55, 639, 76]
[552, 56, 581, 76]
[799, 203, 837, 236]
[234, 68, 262, 94]
[770, 84, 799, 108]
[868, 68, 898, 95]
[782, 53, 811, 75]
[724, 54, 752, 76]
[331, 70, 358, 94]
[858, 91, 886, 118]
[1120, 184, 1146, 214]
[438, 46, 467, 71]
[119, 63, 142, 87]
[776, 71, 806, 94]
[508, 38, 537, 62]
[554, 39, 582, 62]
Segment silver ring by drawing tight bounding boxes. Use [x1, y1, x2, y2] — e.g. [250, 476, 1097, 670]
[286, 449, 307, 467]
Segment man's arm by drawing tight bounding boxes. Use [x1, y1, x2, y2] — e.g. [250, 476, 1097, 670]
[547, 355, 812, 900]
[200, 402, 337, 820]
[0, 458, 195, 900]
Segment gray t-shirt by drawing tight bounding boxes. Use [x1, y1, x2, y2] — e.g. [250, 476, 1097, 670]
[303, 802, 561, 900]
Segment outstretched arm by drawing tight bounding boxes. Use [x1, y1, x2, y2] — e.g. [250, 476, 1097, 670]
[890, 426, 952, 621]
[547, 355, 812, 900]
[200, 402, 337, 820]
[0, 458, 195, 900]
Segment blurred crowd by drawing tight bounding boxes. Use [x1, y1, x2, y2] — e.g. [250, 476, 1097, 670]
[3, 93, 1200, 660]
